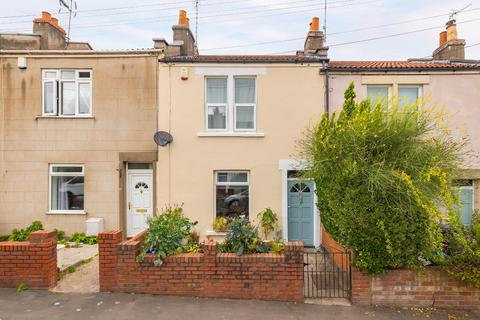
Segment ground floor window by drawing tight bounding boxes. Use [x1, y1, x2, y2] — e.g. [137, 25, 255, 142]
[49, 164, 84, 212]
[215, 171, 249, 218]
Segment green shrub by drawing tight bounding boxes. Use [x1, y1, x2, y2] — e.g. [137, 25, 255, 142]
[71, 232, 98, 245]
[443, 211, 480, 288]
[300, 82, 464, 274]
[55, 229, 65, 241]
[212, 216, 232, 232]
[8, 221, 43, 241]
[137, 205, 198, 266]
[217, 217, 284, 255]
[218, 217, 262, 255]
[257, 208, 278, 240]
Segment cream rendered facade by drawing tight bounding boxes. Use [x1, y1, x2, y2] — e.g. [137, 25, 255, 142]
[0, 51, 160, 235]
[328, 70, 480, 212]
[156, 62, 325, 244]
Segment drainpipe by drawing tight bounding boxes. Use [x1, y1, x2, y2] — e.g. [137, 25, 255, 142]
[322, 60, 330, 115]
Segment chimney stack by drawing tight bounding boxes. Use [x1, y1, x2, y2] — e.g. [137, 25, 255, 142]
[172, 10, 198, 56]
[432, 19, 466, 60]
[300, 17, 328, 57]
[33, 11, 67, 49]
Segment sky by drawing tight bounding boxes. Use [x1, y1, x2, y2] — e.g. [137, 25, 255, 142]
[0, 0, 479, 60]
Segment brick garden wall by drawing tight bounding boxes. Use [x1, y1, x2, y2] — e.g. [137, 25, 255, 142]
[0, 230, 58, 289]
[322, 228, 480, 310]
[352, 268, 480, 309]
[98, 230, 304, 302]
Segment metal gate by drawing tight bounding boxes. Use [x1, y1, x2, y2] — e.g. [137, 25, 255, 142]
[304, 248, 351, 298]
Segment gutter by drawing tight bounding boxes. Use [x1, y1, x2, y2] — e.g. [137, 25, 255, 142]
[328, 67, 480, 73]
[162, 56, 328, 64]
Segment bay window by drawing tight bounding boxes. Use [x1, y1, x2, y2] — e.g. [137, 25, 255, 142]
[42, 69, 92, 116]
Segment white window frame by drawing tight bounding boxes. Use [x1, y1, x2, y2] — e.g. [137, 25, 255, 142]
[398, 85, 422, 106]
[233, 76, 257, 132]
[42, 69, 92, 117]
[48, 164, 85, 214]
[214, 171, 250, 219]
[205, 76, 228, 132]
[205, 76, 256, 133]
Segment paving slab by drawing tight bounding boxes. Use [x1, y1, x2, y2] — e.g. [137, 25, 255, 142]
[0, 288, 477, 320]
[57, 244, 98, 272]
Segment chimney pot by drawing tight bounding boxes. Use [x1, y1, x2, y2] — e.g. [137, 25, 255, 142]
[178, 10, 187, 26]
[310, 17, 319, 31]
[446, 20, 458, 42]
[186, 17, 190, 28]
[41, 11, 51, 20]
[439, 31, 447, 46]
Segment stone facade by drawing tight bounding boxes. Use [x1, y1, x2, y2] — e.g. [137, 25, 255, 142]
[0, 52, 160, 235]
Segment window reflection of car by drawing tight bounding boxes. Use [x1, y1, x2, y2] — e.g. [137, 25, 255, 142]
[224, 190, 249, 212]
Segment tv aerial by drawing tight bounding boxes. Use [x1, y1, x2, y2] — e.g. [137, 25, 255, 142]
[58, 0, 78, 43]
[449, 3, 472, 21]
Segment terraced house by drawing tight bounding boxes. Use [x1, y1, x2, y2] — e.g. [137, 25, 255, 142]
[0, 12, 161, 235]
[0, 10, 479, 244]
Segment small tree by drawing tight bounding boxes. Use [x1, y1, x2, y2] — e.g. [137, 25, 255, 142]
[300, 82, 465, 274]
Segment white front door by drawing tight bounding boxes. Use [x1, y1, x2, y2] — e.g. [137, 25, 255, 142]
[127, 171, 153, 237]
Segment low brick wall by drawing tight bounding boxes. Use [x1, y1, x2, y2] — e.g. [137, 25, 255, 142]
[0, 230, 58, 289]
[322, 228, 480, 310]
[352, 268, 480, 309]
[99, 230, 304, 302]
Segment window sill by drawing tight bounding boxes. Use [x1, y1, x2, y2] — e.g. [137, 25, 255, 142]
[36, 116, 95, 120]
[205, 230, 228, 236]
[46, 211, 86, 215]
[197, 132, 265, 138]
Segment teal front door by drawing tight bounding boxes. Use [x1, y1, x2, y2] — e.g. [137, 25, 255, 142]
[287, 179, 315, 246]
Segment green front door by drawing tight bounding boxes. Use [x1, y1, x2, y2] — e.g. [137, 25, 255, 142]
[459, 188, 474, 226]
[287, 179, 315, 246]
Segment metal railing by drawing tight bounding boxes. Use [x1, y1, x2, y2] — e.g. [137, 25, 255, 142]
[304, 248, 351, 298]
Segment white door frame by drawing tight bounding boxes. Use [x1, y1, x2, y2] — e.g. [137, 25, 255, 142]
[279, 159, 320, 248]
[126, 167, 153, 237]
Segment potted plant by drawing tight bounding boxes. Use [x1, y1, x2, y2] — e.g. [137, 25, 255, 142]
[257, 208, 278, 240]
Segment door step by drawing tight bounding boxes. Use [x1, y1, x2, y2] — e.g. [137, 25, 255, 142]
[304, 298, 351, 306]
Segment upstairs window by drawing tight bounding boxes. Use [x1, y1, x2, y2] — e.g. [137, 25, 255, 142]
[206, 76, 256, 131]
[42, 70, 92, 116]
[398, 85, 421, 109]
[367, 85, 390, 107]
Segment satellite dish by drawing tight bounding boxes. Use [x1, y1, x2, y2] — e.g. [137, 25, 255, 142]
[154, 131, 173, 147]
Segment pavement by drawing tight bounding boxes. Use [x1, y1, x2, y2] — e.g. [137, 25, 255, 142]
[0, 288, 478, 320]
[57, 244, 98, 272]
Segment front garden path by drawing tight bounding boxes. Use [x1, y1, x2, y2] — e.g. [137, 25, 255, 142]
[0, 288, 477, 320]
[51, 255, 99, 293]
